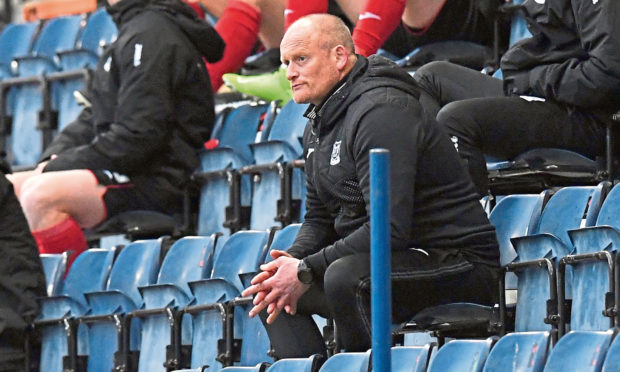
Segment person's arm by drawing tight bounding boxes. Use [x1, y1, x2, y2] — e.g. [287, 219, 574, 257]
[39, 107, 95, 162]
[44, 31, 183, 173]
[526, 1, 620, 108]
[303, 103, 426, 278]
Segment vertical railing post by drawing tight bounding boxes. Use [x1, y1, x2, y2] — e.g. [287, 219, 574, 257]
[370, 148, 391, 372]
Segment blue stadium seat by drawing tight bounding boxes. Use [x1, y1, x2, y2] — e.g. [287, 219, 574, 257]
[77, 239, 162, 372]
[0, 21, 38, 79]
[601, 332, 620, 372]
[36, 248, 116, 372]
[220, 365, 267, 372]
[6, 15, 83, 166]
[427, 338, 494, 372]
[482, 331, 550, 372]
[542, 330, 613, 372]
[318, 351, 371, 372]
[560, 183, 620, 333]
[40, 252, 69, 296]
[266, 354, 323, 372]
[183, 231, 269, 371]
[391, 345, 433, 372]
[53, 8, 118, 131]
[510, 185, 605, 335]
[196, 103, 270, 236]
[243, 100, 309, 230]
[134, 235, 218, 372]
[401, 193, 546, 342]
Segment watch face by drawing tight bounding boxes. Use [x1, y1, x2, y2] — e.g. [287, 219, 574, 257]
[297, 260, 313, 284]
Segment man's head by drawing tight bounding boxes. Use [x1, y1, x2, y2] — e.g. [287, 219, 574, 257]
[280, 14, 357, 106]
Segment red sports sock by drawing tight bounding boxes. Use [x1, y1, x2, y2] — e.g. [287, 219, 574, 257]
[207, 0, 261, 91]
[32, 217, 87, 273]
[284, 0, 328, 31]
[352, 0, 407, 57]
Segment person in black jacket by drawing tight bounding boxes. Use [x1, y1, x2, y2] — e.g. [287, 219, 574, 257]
[413, 0, 620, 196]
[241, 14, 500, 357]
[0, 158, 46, 371]
[7, 0, 224, 266]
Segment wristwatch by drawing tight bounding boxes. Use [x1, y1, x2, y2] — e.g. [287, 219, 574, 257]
[297, 259, 314, 284]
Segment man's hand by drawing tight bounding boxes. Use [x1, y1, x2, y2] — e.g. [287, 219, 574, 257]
[241, 249, 311, 324]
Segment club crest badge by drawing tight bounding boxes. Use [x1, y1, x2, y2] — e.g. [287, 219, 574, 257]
[330, 141, 341, 165]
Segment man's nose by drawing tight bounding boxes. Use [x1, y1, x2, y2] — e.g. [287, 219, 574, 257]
[286, 66, 297, 80]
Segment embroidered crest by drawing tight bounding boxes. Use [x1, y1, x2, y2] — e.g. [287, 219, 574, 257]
[330, 141, 341, 165]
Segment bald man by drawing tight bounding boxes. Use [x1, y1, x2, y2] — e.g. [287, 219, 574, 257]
[242, 14, 500, 357]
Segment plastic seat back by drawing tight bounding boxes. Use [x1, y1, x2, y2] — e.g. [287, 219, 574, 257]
[318, 351, 371, 372]
[483, 332, 549, 372]
[264, 223, 301, 262]
[392, 345, 432, 372]
[40, 252, 69, 296]
[0, 22, 38, 77]
[78, 8, 117, 56]
[427, 339, 493, 372]
[602, 331, 620, 372]
[268, 355, 321, 372]
[31, 15, 83, 60]
[543, 330, 613, 372]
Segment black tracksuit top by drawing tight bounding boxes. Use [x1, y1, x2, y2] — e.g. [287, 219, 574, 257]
[288, 55, 500, 278]
[501, 0, 620, 113]
[41, 0, 225, 198]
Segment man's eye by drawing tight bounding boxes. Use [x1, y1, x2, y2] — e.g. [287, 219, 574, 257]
[298, 56, 306, 62]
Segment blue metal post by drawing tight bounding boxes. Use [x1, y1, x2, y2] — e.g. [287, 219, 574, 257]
[370, 148, 391, 372]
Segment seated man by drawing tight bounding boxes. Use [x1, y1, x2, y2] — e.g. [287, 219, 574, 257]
[0, 158, 46, 371]
[241, 14, 500, 357]
[8, 0, 224, 267]
[413, 0, 620, 196]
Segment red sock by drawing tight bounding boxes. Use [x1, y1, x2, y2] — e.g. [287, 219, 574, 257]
[352, 0, 406, 57]
[32, 217, 87, 273]
[207, 0, 261, 91]
[284, 0, 328, 31]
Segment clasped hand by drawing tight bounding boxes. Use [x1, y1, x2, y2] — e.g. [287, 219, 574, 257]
[241, 250, 310, 324]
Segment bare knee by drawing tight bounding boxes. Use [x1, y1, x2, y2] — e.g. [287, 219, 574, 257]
[20, 176, 64, 229]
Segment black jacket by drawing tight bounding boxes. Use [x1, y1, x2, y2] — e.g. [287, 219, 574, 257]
[288, 56, 500, 278]
[501, 0, 620, 113]
[42, 0, 224, 200]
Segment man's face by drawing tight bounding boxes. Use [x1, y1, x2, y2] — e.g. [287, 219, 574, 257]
[280, 24, 341, 106]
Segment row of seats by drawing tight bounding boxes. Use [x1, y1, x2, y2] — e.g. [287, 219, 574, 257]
[37, 224, 303, 372]
[0, 8, 117, 166]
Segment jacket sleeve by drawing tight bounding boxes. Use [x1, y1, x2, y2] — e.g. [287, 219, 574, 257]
[302, 102, 426, 278]
[39, 107, 95, 162]
[44, 31, 183, 173]
[526, 1, 620, 108]
[287, 129, 339, 260]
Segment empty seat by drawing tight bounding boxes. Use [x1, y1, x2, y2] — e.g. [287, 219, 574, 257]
[563, 184, 620, 333]
[483, 331, 550, 372]
[36, 248, 116, 372]
[76, 239, 162, 372]
[133, 235, 218, 372]
[427, 339, 494, 372]
[601, 332, 620, 372]
[266, 354, 323, 372]
[196, 103, 270, 236]
[542, 330, 613, 372]
[243, 100, 309, 230]
[183, 231, 270, 371]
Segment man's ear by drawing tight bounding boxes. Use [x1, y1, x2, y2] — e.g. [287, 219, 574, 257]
[333, 45, 349, 71]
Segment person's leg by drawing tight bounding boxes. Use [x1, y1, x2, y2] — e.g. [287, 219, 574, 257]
[401, 0, 447, 31]
[259, 283, 331, 359]
[347, 0, 406, 57]
[18, 170, 106, 268]
[436, 97, 606, 195]
[413, 61, 503, 118]
[323, 249, 499, 352]
[284, 0, 328, 31]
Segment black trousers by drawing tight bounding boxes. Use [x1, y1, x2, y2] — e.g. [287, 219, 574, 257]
[414, 61, 607, 195]
[261, 249, 499, 358]
[0, 172, 46, 371]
